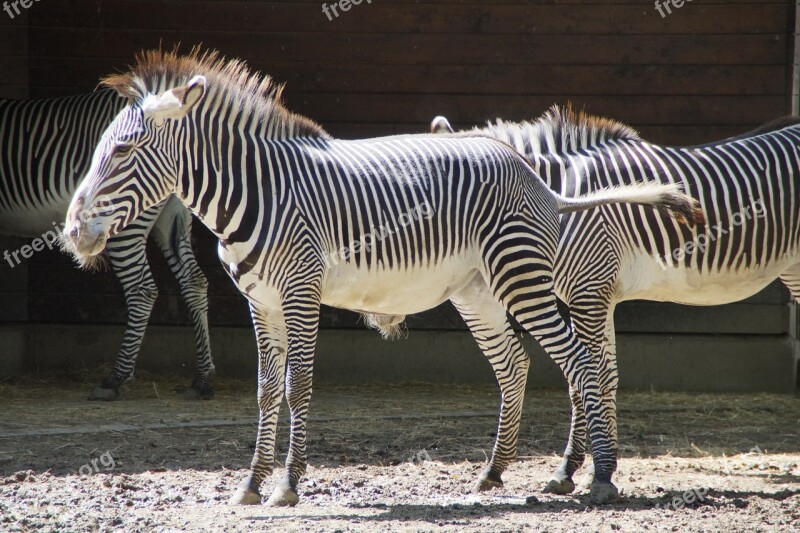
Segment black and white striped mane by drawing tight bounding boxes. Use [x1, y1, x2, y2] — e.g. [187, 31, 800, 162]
[474, 104, 641, 156]
[102, 46, 330, 139]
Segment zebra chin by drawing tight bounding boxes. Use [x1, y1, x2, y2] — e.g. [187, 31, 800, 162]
[60, 226, 110, 272]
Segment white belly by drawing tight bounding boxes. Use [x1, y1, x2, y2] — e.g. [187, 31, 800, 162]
[321, 253, 480, 315]
[218, 242, 481, 315]
[617, 251, 797, 305]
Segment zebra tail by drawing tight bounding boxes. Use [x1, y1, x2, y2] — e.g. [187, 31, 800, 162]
[555, 182, 705, 226]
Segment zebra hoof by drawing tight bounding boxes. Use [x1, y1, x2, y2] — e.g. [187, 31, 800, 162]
[230, 487, 262, 505]
[543, 477, 576, 495]
[476, 466, 503, 492]
[183, 385, 214, 400]
[266, 485, 299, 507]
[589, 480, 620, 504]
[184, 378, 214, 400]
[87, 386, 119, 401]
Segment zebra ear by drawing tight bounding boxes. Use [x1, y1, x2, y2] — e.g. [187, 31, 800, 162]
[142, 75, 206, 124]
[430, 115, 453, 134]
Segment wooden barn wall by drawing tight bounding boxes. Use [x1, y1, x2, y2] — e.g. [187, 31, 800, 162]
[4, 0, 796, 338]
[0, 8, 29, 326]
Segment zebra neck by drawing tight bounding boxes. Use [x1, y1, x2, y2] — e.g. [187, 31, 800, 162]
[176, 128, 304, 240]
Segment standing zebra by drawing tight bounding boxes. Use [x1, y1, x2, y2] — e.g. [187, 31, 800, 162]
[431, 107, 800, 495]
[0, 90, 215, 400]
[61, 49, 700, 505]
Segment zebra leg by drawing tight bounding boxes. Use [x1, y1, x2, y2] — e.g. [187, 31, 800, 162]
[266, 286, 322, 507]
[544, 385, 585, 494]
[481, 233, 618, 503]
[450, 273, 530, 491]
[89, 210, 161, 400]
[546, 300, 618, 495]
[151, 197, 215, 399]
[231, 305, 288, 505]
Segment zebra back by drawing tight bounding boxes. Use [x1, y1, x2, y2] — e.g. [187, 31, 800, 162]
[0, 90, 123, 236]
[473, 110, 800, 273]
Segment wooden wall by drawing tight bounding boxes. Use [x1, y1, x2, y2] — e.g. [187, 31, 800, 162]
[1, 1, 797, 350]
[0, 7, 29, 327]
[25, 0, 793, 142]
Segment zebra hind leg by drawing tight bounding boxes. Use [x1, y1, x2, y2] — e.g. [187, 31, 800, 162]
[480, 228, 619, 503]
[151, 198, 215, 399]
[450, 273, 530, 491]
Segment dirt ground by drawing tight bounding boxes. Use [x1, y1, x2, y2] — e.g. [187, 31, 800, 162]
[0, 375, 798, 532]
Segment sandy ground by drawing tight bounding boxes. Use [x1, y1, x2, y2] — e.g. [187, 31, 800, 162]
[0, 376, 798, 532]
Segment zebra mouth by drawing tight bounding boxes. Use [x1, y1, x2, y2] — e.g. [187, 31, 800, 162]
[61, 225, 109, 259]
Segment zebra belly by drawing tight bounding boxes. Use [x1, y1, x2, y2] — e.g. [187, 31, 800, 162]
[321, 255, 479, 315]
[617, 251, 796, 305]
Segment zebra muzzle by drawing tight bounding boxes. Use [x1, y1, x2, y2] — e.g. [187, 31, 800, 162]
[62, 219, 109, 258]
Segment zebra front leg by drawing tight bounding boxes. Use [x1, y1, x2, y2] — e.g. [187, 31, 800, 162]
[89, 232, 159, 400]
[151, 199, 215, 399]
[451, 273, 530, 491]
[231, 305, 288, 505]
[266, 287, 321, 507]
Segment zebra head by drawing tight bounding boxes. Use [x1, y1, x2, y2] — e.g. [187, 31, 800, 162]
[63, 75, 207, 265]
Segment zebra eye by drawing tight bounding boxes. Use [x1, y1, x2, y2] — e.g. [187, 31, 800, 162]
[113, 143, 133, 158]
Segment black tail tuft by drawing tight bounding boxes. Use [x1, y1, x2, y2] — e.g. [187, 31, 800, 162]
[659, 193, 705, 227]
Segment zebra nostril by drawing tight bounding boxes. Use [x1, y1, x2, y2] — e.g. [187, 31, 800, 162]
[68, 225, 80, 240]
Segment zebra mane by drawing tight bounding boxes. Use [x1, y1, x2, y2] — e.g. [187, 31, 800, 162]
[473, 104, 641, 156]
[102, 46, 330, 139]
[540, 103, 641, 145]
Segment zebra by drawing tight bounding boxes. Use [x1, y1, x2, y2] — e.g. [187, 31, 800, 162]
[0, 90, 215, 400]
[59, 49, 701, 506]
[430, 107, 800, 496]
